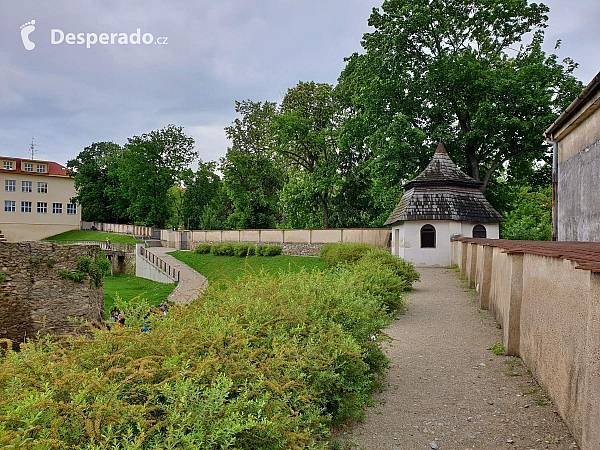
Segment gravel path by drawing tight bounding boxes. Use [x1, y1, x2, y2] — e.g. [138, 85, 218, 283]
[340, 267, 577, 450]
[144, 247, 207, 305]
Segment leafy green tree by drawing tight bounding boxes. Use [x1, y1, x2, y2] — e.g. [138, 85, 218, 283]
[67, 142, 124, 223]
[221, 149, 282, 229]
[501, 186, 552, 240]
[223, 101, 283, 229]
[338, 0, 583, 193]
[181, 162, 230, 230]
[117, 125, 197, 227]
[273, 81, 341, 228]
[226, 100, 277, 154]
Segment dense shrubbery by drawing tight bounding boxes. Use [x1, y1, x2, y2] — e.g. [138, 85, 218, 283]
[194, 243, 212, 254]
[0, 244, 417, 448]
[320, 242, 375, 267]
[256, 244, 283, 256]
[195, 242, 282, 257]
[320, 243, 420, 292]
[232, 242, 255, 257]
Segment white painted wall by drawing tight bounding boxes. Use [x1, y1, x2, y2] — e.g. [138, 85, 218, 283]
[135, 244, 176, 284]
[391, 220, 500, 267]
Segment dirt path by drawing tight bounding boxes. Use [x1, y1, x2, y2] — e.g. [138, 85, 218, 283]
[340, 267, 577, 450]
[144, 247, 207, 305]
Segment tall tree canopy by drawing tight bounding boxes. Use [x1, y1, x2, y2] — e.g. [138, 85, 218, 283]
[117, 124, 197, 227]
[181, 162, 229, 230]
[273, 81, 341, 228]
[338, 0, 583, 193]
[67, 142, 124, 223]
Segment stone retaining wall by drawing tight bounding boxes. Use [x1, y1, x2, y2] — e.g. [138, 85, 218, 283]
[0, 242, 104, 346]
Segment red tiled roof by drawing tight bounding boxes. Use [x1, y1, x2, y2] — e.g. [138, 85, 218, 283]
[453, 238, 600, 273]
[0, 156, 70, 177]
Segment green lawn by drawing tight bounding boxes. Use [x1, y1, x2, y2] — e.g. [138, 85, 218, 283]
[103, 273, 175, 318]
[45, 230, 143, 244]
[168, 251, 328, 286]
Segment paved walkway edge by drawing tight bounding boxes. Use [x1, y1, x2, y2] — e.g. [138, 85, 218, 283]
[144, 247, 208, 305]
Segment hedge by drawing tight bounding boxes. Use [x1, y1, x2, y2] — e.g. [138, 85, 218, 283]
[195, 243, 282, 257]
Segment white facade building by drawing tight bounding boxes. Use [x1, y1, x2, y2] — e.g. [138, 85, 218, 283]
[385, 144, 503, 267]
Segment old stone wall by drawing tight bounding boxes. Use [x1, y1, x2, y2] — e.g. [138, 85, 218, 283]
[0, 242, 104, 346]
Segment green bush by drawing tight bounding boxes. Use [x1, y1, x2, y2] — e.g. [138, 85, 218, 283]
[210, 242, 234, 256]
[256, 244, 282, 256]
[232, 242, 256, 257]
[320, 242, 377, 267]
[320, 243, 419, 291]
[0, 245, 418, 448]
[194, 243, 212, 254]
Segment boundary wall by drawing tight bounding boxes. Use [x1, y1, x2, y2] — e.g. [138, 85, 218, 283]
[452, 238, 600, 450]
[81, 222, 392, 251]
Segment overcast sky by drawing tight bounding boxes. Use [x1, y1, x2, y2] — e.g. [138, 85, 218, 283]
[1, 0, 599, 166]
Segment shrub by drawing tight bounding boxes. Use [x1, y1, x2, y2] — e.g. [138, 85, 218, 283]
[0, 245, 418, 448]
[320, 242, 377, 267]
[256, 244, 282, 256]
[320, 243, 419, 290]
[232, 242, 256, 257]
[194, 243, 212, 254]
[210, 242, 234, 256]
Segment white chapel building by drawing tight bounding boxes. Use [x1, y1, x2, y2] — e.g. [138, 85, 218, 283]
[385, 143, 504, 267]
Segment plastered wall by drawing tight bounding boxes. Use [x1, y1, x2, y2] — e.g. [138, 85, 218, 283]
[452, 239, 600, 449]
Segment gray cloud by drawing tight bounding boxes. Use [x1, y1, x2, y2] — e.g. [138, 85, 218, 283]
[0, 0, 598, 165]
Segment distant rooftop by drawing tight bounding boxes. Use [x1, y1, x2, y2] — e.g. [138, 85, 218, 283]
[0, 156, 70, 177]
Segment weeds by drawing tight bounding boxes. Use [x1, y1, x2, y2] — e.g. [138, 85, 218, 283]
[489, 342, 506, 355]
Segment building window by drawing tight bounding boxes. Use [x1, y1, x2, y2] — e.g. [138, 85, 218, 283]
[36, 164, 47, 173]
[24, 163, 34, 172]
[37, 182, 48, 193]
[37, 202, 47, 213]
[473, 224, 487, 239]
[67, 203, 77, 215]
[420, 224, 436, 248]
[3, 161, 13, 170]
[5, 180, 15, 192]
[21, 201, 32, 213]
[52, 203, 63, 214]
[22, 181, 32, 192]
[4, 200, 15, 212]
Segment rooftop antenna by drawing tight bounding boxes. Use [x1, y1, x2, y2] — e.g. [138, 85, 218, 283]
[29, 137, 40, 160]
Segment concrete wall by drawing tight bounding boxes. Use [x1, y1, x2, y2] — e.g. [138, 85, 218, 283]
[556, 139, 600, 241]
[135, 244, 178, 284]
[81, 221, 153, 239]
[553, 93, 600, 242]
[0, 242, 104, 345]
[453, 239, 600, 449]
[175, 227, 390, 249]
[519, 255, 592, 444]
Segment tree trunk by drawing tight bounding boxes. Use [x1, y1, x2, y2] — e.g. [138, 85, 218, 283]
[320, 194, 329, 229]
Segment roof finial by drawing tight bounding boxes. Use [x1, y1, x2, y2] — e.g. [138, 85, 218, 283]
[435, 141, 447, 154]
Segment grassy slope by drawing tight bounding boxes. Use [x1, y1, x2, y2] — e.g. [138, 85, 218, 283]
[103, 273, 175, 318]
[168, 251, 328, 286]
[45, 230, 143, 244]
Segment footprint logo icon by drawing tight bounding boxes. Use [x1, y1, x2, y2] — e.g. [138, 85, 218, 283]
[20, 20, 36, 50]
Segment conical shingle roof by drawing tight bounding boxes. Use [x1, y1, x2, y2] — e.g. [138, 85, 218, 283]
[384, 144, 504, 225]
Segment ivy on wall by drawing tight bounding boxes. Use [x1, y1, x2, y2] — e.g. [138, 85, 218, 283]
[59, 250, 110, 287]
